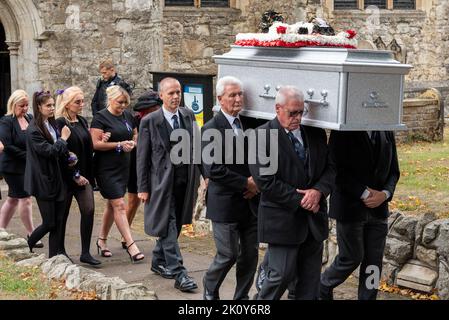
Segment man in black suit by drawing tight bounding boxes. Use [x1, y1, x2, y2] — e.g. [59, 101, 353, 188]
[137, 77, 200, 292]
[250, 85, 334, 300]
[201, 76, 259, 300]
[320, 130, 399, 300]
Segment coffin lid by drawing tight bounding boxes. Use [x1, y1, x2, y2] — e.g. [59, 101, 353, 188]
[214, 46, 412, 74]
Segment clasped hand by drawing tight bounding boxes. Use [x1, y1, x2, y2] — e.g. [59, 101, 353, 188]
[244, 176, 260, 199]
[363, 188, 387, 208]
[297, 188, 321, 213]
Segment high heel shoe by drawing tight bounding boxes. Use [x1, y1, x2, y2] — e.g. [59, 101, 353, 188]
[126, 241, 144, 263]
[121, 241, 127, 250]
[96, 238, 112, 257]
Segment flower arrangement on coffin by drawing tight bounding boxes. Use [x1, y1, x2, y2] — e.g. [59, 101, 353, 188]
[236, 18, 357, 49]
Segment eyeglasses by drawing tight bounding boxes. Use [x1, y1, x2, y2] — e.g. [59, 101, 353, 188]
[283, 109, 305, 118]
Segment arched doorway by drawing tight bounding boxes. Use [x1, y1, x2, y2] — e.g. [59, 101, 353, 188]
[0, 22, 11, 117]
[0, 0, 46, 98]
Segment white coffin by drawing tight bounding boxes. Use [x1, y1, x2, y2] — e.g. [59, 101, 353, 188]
[213, 46, 412, 131]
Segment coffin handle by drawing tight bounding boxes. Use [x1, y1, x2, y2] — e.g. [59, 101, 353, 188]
[258, 84, 281, 99]
[304, 90, 329, 107]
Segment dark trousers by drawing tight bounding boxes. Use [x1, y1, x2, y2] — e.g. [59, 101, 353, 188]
[258, 232, 323, 300]
[60, 185, 95, 255]
[28, 199, 66, 258]
[204, 214, 258, 300]
[152, 187, 187, 279]
[256, 252, 297, 297]
[320, 212, 388, 300]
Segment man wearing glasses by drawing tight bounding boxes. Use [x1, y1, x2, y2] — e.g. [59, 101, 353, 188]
[250, 85, 334, 300]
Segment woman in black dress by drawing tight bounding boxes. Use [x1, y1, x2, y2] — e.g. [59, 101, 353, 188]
[90, 85, 144, 262]
[55, 86, 101, 266]
[25, 91, 71, 257]
[119, 90, 161, 249]
[0, 90, 42, 248]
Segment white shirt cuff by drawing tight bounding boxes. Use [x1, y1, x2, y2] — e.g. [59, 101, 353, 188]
[361, 188, 370, 200]
[382, 190, 391, 200]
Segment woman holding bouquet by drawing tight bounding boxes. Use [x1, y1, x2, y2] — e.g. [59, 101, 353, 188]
[55, 86, 101, 266]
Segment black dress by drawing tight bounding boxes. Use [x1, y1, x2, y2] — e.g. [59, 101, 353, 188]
[91, 108, 136, 199]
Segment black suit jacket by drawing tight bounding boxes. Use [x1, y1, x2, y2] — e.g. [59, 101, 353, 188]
[202, 111, 259, 222]
[0, 114, 33, 174]
[249, 118, 334, 245]
[328, 130, 400, 222]
[24, 120, 68, 201]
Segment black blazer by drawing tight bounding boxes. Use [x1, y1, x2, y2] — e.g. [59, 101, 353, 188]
[328, 130, 400, 222]
[0, 114, 33, 174]
[249, 118, 334, 245]
[24, 120, 68, 201]
[202, 111, 259, 222]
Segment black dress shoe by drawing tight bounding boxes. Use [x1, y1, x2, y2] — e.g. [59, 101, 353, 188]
[175, 274, 198, 292]
[151, 264, 176, 279]
[80, 253, 102, 266]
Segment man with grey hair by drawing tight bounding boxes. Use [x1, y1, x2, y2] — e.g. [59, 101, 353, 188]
[249, 85, 334, 300]
[201, 75, 260, 300]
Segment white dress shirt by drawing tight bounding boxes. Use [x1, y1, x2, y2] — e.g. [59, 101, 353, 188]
[221, 109, 242, 136]
[44, 120, 57, 143]
[162, 106, 181, 129]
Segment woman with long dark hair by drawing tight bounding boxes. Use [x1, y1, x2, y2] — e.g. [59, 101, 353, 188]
[25, 90, 71, 257]
[55, 86, 101, 265]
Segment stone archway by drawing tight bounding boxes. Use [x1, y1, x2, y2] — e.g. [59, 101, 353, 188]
[0, 0, 46, 96]
[0, 21, 11, 116]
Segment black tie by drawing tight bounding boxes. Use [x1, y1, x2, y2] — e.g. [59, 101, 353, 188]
[172, 114, 179, 130]
[287, 131, 306, 162]
[233, 118, 242, 135]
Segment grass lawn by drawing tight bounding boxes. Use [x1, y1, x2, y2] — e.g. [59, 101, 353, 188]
[393, 126, 449, 218]
[0, 255, 53, 299]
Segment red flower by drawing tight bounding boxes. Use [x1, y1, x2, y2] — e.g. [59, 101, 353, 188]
[346, 29, 357, 39]
[276, 26, 287, 34]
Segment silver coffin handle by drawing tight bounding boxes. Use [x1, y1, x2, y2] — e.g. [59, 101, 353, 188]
[259, 84, 281, 99]
[304, 89, 329, 107]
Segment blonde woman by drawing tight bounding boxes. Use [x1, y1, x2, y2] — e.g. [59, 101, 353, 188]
[0, 90, 43, 248]
[55, 86, 101, 265]
[90, 85, 144, 263]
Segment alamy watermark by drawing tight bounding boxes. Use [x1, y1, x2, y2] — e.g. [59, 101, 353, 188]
[168, 128, 279, 176]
